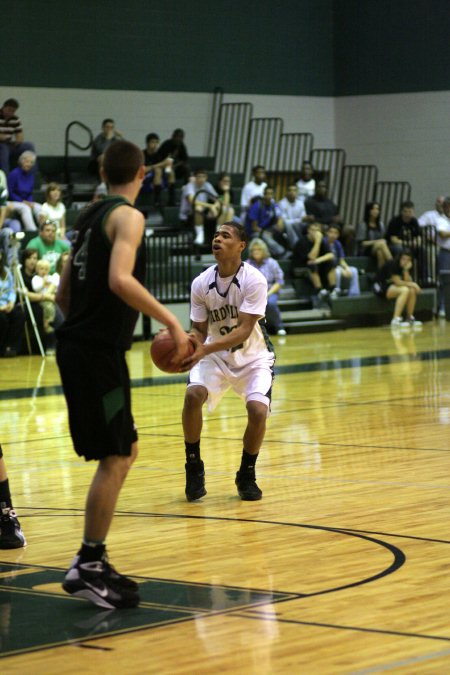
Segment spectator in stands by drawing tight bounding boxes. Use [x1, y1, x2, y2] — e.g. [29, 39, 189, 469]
[0, 250, 25, 357]
[436, 196, 450, 317]
[179, 169, 219, 248]
[296, 161, 316, 203]
[247, 238, 286, 336]
[418, 196, 445, 231]
[385, 201, 420, 257]
[325, 224, 360, 297]
[214, 172, 235, 226]
[154, 129, 190, 184]
[278, 183, 307, 247]
[18, 248, 46, 351]
[89, 119, 123, 175]
[31, 259, 57, 334]
[141, 133, 175, 206]
[356, 201, 392, 268]
[373, 249, 422, 329]
[7, 151, 41, 232]
[245, 186, 288, 259]
[292, 222, 334, 305]
[39, 183, 67, 238]
[0, 169, 22, 241]
[26, 221, 70, 273]
[240, 165, 267, 224]
[0, 98, 35, 175]
[304, 180, 355, 255]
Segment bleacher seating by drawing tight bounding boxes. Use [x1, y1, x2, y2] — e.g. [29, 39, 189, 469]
[29, 109, 438, 335]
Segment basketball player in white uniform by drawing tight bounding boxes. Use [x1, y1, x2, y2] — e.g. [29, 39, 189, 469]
[181, 221, 275, 501]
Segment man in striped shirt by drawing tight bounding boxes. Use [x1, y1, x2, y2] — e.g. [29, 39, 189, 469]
[0, 99, 35, 174]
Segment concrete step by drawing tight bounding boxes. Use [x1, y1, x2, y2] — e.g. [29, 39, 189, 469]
[281, 308, 331, 321]
[283, 319, 346, 334]
[279, 298, 310, 310]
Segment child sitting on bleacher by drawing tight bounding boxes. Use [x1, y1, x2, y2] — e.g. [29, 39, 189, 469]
[31, 259, 57, 333]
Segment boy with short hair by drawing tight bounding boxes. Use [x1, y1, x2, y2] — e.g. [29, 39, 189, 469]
[56, 140, 190, 609]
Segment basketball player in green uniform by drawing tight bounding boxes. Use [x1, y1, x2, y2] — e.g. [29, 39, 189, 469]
[56, 140, 189, 609]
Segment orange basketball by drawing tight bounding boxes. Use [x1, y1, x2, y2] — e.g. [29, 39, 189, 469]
[150, 330, 195, 373]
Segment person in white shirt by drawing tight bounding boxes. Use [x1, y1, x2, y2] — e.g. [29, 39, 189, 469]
[179, 168, 219, 247]
[278, 184, 307, 247]
[240, 165, 267, 224]
[181, 221, 275, 502]
[296, 161, 316, 203]
[418, 196, 444, 231]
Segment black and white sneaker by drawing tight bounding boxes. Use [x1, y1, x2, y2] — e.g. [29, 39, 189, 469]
[62, 556, 140, 609]
[235, 469, 263, 501]
[68, 553, 139, 592]
[185, 461, 206, 501]
[0, 507, 26, 549]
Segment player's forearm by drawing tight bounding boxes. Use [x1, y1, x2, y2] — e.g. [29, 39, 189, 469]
[203, 324, 253, 355]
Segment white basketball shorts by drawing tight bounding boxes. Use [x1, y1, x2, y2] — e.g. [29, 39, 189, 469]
[187, 352, 275, 414]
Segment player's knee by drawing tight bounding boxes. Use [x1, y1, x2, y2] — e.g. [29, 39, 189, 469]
[184, 386, 207, 409]
[399, 286, 409, 296]
[247, 400, 267, 426]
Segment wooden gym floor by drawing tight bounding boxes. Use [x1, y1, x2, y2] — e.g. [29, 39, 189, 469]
[1, 321, 450, 673]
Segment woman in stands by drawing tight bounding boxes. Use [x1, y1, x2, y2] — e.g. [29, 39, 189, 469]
[39, 183, 66, 239]
[247, 238, 286, 336]
[6, 151, 42, 232]
[0, 250, 25, 357]
[373, 248, 422, 329]
[17, 248, 46, 352]
[356, 201, 392, 268]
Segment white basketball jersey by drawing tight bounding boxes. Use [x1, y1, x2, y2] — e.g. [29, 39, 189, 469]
[190, 261, 274, 368]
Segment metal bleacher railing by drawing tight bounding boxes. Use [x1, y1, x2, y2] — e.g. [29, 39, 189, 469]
[339, 165, 378, 227]
[277, 132, 314, 172]
[214, 102, 253, 173]
[401, 225, 437, 287]
[144, 229, 192, 303]
[207, 87, 224, 157]
[243, 117, 283, 182]
[374, 181, 412, 227]
[64, 121, 93, 188]
[310, 148, 346, 203]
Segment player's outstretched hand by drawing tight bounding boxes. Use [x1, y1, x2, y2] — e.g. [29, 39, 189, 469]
[179, 333, 205, 371]
[167, 324, 191, 367]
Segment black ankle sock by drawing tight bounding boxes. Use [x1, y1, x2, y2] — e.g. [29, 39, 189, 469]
[185, 441, 201, 464]
[0, 479, 12, 509]
[239, 450, 258, 473]
[79, 542, 106, 563]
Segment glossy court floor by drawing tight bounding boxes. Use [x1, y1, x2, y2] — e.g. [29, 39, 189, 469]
[1, 320, 450, 674]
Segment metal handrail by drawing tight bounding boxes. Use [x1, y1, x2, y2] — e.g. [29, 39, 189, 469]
[64, 121, 93, 186]
[207, 87, 224, 157]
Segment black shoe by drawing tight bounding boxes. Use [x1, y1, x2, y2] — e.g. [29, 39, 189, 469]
[62, 556, 140, 609]
[0, 507, 26, 549]
[235, 470, 263, 501]
[100, 553, 139, 591]
[185, 461, 206, 501]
